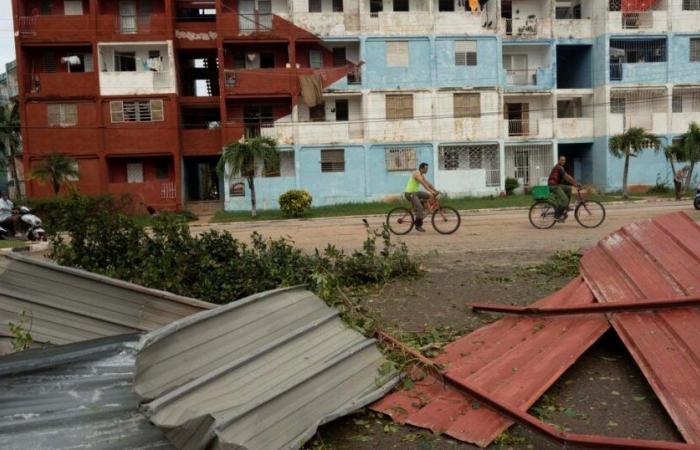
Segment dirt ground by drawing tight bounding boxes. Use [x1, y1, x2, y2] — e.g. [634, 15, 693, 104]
[304, 249, 684, 449]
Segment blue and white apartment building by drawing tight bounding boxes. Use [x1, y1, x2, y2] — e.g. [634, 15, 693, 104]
[225, 0, 700, 210]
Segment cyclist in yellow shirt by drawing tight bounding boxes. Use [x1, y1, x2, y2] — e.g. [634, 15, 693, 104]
[405, 163, 439, 232]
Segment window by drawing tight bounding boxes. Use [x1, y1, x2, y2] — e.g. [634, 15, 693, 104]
[386, 41, 409, 67]
[455, 41, 477, 66]
[260, 52, 275, 68]
[66, 160, 79, 181]
[64, 0, 83, 15]
[155, 159, 170, 179]
[332, 48, 346, 67]
[370, 0, 382, 15]
[439, 0, 454, 11]
[386, 94, 413, 120]
[453, 93, 480, 118]
[333, 0, 343, 12]
[557, 98, 583, 118]
[683, 0, 700, 10]
[610, 97, 625, 114]
[673, 94, 683, 113]
[126, 163, 144, 183]
[47, 104, 78, 127]
[335, 99, 349, 121]
[691, 38, 700, 62]
[385, 147, 416, 171]
[261, 151, 295, 177]
[310, 103, 325, 122]
[309, 0, 322, 12]
[114, 51, 136, 72]
[393, 0, 409, 11]
[233, 53, 246, 69]
[309, 50, 323, 69]
[42, 50, 56, 73]
[321, 149, 345, 172]
[110, 100, 164, 122]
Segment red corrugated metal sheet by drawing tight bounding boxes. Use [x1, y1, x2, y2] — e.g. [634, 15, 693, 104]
[580, 212, 700, 445]
[371, 277, 609, 447]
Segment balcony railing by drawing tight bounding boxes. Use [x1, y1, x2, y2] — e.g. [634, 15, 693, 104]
[506, 69, 538, 86]
[621, 11, 653, 29]
[116, 15, 152, 33]
[610, 63, 623, 81]
[507, 119, 538, 137]
[28, 72, 97, 97]
[100, 70, 174, 95]
[503, 17, 540, 37]
[238, 13, 273, 32]
[18, 16, 36, 34]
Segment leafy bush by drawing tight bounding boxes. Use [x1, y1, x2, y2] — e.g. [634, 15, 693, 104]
[505, 177, 520, 195]
[49, 196, 420, 331]
[279, 189, 313, 217]
[25, 194, 129, 234]
[648, 175, 671, 194]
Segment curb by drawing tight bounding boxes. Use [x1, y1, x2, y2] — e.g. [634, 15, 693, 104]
[0, 241, 50, 255]
[200, 197, 690, 227]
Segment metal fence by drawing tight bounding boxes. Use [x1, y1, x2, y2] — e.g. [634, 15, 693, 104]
[504, 143, 552, 188]
[438, 144, 500, 187]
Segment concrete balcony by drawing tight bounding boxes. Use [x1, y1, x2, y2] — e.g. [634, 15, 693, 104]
[181, 129, 223, 156]
[503, 68, 555, 91]
[27, 72, 98, 98]
[100, 71, 176, 96]
[501, 17, 552, 39]
[18, 14, 94, 42]
[608, 10, 667, 33]
[556, 118, 594, 139]
[362, 12, 432, 34]
[609, 62, 667, 84]
[296, 121, 364, 144]
[504, 118, 553, 139]
[260, 122, 295, 145]
[609, 113, 668, 135]
[223, 69, 296, 97]
[218, 13, 298, 40]
[365, 118, 432, 142]
[108, 180, 177, 209]
[553, 19, 592, 39]
[435, 11, 490, 34]
[293, 13, 348, 36]
[672, 112, 700, 134]
[97, 14, 169, 41]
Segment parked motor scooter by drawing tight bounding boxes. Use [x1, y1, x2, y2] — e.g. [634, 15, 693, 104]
[695, 182, 700, 210]
[11, 207, 46, 241]
[0, 224, 9, 240]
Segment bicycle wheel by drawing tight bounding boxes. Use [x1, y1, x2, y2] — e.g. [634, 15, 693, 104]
[528, 200, 557, 229]
[386, 207, 414, 235]
[575, 201, 606, 228]
[431, 206, 461, 234]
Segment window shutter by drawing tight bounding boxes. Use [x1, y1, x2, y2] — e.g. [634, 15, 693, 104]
[309, 0, 322, 12]
[309, 50, 323, 69]
[386, 41, 409, 67]
[63, 104, 78, 125]
[83, 53, 94, 72]
[150, 99, 164, 121]
[455, 41, 477, 66]
[64, 0, 83, 15]
[321, 149, 345, 172]
[110, 101, 124, 123]
[401, 95, 413, 119]
[385, 147, 416, 171]
[123, 101, 137, 121]
[47, 104, 60, 126]
[691, 38, 700, 62]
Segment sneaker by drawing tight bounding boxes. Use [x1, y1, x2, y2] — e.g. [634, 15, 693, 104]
[415, 225, 426, 232]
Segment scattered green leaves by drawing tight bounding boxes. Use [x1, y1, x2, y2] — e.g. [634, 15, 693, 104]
[8, 310, 33, 352]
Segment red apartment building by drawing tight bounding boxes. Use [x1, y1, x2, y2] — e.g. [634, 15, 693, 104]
[12, 0, 351, 211]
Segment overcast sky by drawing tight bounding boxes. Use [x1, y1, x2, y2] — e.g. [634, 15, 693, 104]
[0, 1, 16, 69]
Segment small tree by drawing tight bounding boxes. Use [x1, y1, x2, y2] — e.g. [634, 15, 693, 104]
[677, 122, 700, 192]
[29, 152, 79, 195]
[0, 102, 22, 198]
[217, 136, 279, 218]
[609, 127, 660, 199]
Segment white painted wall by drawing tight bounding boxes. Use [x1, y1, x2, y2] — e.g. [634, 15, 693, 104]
[365, 91, 432, 141]
[434, 90, 500, 140]
[502, 45, 551, 69]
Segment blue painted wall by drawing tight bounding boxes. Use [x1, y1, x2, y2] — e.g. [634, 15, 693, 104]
[365, 144, 434, 197]
[434, 37, 500, 88]
[669, 34, 700, 84]
[598, 135, 672, 190]
[363, 38, 432, 89]
[297, 145, 367, 206]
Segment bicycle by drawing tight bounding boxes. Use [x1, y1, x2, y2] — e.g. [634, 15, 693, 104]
[528, 185, 606, 229]
[386, 192, 461, 235]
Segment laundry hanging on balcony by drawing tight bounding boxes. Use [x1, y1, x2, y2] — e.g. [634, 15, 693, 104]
[147, 56, 163, 72]
[299, 74, 323, 107]
[621, 0, 656, 11]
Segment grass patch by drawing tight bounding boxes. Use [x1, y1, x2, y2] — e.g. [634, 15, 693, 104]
[212, 193, 636, 224]
[0, 240, 26, 249]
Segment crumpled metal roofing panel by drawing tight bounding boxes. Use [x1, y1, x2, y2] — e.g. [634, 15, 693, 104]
[134, 286, 399, 450]
[0, 334, 174, 450]
[371, 276, 609, 447]
[581, 212, 700, 445]
[0, 253, 213, 348]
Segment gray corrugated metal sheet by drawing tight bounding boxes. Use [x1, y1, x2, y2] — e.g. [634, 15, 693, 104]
[0, 253, 214, 348]
[135, 286, 399, 450]
[0, 333, 175, 450]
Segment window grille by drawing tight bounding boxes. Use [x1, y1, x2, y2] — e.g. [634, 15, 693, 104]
[609, 39, 666, 64]
[110, 99, 164, 123]
[385, 147, 416, 171]
[309, 0, 322, 12]
[309, 50, 323, 69]
[453, 93, 480, 118]
[505, 144, 552, 188]
[386, 41, 409, 67]
[672, 89, 700, 113]
[385, 94, 413, 120]
[683, 0, 700, 10]
[439, 144, 500, 186]
[126, 163, 144, 183]
[321, 149, 345, 172]
[691, 38, 700, 62]
[47, 104, 78, 127]
[455, 41, 477, 66]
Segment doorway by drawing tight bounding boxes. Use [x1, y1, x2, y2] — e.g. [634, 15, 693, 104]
[184, 156, 222, 201]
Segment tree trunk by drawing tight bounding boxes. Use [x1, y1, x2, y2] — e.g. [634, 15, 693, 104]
[52, 178, 60, 195]
[248, 176, 257, 218]
[622, 151, 630, 200]
[685, 161, 696, 193]
[8, 143, 21, 198]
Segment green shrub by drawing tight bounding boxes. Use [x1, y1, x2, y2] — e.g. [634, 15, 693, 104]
[648, 175, 671, 194]
[25, 194, 129, 234]
[279, 189, 312, 217]
[505, 177, 520, 195]
[49, 198, 420, 329]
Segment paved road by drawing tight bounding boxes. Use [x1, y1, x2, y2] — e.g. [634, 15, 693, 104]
[194, 201, 700, 254]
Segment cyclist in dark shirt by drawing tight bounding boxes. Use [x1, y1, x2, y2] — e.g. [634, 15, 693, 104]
[548, 156, 579, 220]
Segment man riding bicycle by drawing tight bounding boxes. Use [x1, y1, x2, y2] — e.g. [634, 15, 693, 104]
[405, 162, 439, 232]
[548, 156, 580, 220]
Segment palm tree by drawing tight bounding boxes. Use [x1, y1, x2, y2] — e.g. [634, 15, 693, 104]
[29, 152, 79, 195]
[677, 122, 700, 192]
[0, 102, 22, 197]
[609, 127, 660, 199]
[217, 136, 279, 218]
